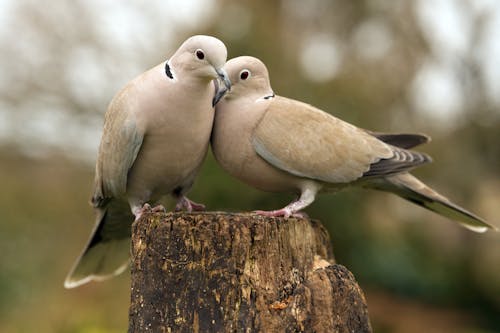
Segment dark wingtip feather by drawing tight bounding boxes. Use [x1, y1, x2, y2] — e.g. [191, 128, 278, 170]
[363, 148, 432, 178]
[369, 132, 431, 149]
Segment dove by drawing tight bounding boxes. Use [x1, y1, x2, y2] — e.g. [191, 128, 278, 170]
[211, 56, 496, 233]
[64, 35, 231, 288]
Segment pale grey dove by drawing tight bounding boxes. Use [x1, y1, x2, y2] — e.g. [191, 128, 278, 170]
[211, 56, 496, 233]
[64, 35, 231, 288]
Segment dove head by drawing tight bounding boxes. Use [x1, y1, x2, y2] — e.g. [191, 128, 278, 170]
[221, 56, 274, 101]
[170, 35, 230, 89]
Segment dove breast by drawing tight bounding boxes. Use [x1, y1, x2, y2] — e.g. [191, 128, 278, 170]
[212, 96, 313, 194]
[123, 62, 215, 203]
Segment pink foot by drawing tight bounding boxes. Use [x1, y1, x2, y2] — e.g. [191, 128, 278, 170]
[175, 196, 206, 213]
[133, 203, 166, 220]
[253, 209, 306, 219]
[293, 211, 309, 219]
[134, 203, 152, 221]
[151, 204, 166, 213]
[252, 189, 316, 219]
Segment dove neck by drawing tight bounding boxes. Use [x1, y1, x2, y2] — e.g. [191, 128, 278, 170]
[216, 94, 270, 129]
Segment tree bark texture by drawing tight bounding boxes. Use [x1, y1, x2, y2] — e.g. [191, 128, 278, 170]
[129, 212, 372, 333]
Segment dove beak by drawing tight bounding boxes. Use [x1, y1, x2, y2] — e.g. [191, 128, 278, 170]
[217, 68, 231, 91]
[212, 68, 231, 106]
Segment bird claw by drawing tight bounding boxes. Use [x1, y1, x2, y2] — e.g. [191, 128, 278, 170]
[134, 203, 166, 220]
[253, 209, 305, 219]
[291, 211, 309, 219]
[134, 203, 151, 220]
[151, 204, 166, 213]
[253, 209, 288, 218]
[175, 196, 206, 213]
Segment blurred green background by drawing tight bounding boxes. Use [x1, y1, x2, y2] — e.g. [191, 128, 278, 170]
[1, 0, 499, 332]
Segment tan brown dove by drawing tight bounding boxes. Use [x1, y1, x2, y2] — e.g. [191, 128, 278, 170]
[64, 35, 231, 288]
[211, 56, 496, 233]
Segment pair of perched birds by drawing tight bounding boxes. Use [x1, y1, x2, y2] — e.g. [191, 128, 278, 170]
[64, 35, 496, 288]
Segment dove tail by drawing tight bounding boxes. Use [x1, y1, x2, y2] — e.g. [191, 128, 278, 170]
[64, 200, 134, 288]
[367, 173, 496, 233]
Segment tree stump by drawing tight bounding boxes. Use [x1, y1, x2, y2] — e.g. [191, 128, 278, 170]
[128, 212, 372, 333]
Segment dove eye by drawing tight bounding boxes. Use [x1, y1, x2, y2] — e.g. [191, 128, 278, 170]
[240, 69, 250, 80]
[195, 49, 205, 60]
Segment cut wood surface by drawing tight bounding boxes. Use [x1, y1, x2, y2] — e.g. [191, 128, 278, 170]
[129, 212, 372, 333]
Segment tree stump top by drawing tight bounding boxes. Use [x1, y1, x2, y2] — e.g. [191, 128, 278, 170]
[129, 211, 372, 333]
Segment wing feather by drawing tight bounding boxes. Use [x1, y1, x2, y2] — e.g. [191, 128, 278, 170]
[252, 96, 433, 184]
[362, 147, 431, 177]
[92, 91, 144, 206]
[367, 132, 430, 149]
[252, 96, 393, 183]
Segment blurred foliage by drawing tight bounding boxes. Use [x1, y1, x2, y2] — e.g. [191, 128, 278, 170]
[0, 0, 499, 332]
[0, 149, 129, 332]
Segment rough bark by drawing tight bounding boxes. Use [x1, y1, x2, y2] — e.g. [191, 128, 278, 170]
[129, 212, 372, 333]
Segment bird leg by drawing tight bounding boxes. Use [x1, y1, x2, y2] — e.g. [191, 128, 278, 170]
[254, 187, 316, 218]
[175, 196, 206, 212]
